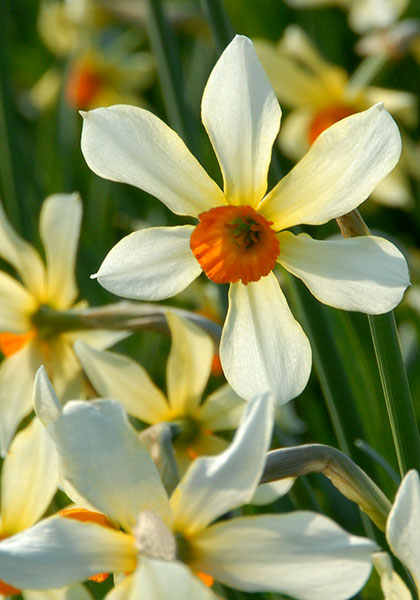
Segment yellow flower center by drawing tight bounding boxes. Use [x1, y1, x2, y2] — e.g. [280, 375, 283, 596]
[308, 104, 355, 144]
[190, 205, 280, 285]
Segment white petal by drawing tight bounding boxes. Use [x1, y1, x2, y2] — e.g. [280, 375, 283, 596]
[0, 272, 37, 332]
[94, 226, 202, 301]
[278, 232, 410, 314]
[278, 110, 312, 160]
[0, 342, 42, 456]
[0, 517, 136, 590]
[40, 193, 82, 310]
[34, 385, 171, 532]
[202, 35, 281, 207]
[260, 105, 401, 230]
[198, 384, 245, 432]
[81, 105, 224, 217]
[251, 479, 295, 506]
[170, 395, 273, 536]
[64, 328, 127, 351]
[166, 311, 213, 415]
[74, 342, 169, 423]
[1, 418, 59, 534]
[190, 512, 377, 599]
[386, 469, 420, 593]
[108, 558, 217, 600]
[372, 552, 413, 600]
[24, 582, 93, 600]
[220, 273, 312, 404]
[349, 0, 408, 33]
[0, 201, 46, 300]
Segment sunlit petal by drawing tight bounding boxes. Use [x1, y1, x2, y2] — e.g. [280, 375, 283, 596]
[94, 226, 201, 301]
[171, 395, 273, 536]
[220, 273, 311, 404]
[278, 231, 410, 314]
[81, 105, 224, 217]
[260, 105, 401, 230]
[202, 35, 281, 207]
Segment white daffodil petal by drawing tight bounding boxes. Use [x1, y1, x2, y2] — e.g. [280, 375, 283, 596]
[166, 311, 213, 415]
[372, 552, 413, 600]
[94, 226, 202, 301]
[190, 512, 377, 599]
[170, 395, 273, 536]
[36, 395, 171, 532]
[0, 272, 37, 332]
[74, 342, 169, 423]
[1, 418, 59, 534]
[386, 469, 420, 593]
[24, 582, 93, 600]
[0, 342, 42, 456]
[81, 105, 224, 217]
[278, 232, 410, 314]
[220, 273, 312, 404]
[349, 0, 408, 33]
[0, 517, 136, 590]
[40, 193, 82, 310]
[278, 110, 313, 160]
[108, 558, 217, 600]
[0, 202, 46, 299]
[251, 479, 295, 506]
[198, 384, 245, 432]
[202, 35, 281, 207]
[260, 105, 401, 230]
[64, 328, 128, 351]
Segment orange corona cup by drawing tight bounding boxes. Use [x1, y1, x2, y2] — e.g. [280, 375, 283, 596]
[308, 105, 355, 144]
[190, 205, 280, 286]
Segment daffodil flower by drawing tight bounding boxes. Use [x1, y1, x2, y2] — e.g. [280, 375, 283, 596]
[75, 310, 245, 473]
[0, 194, 123, 454]
[255, 25, 417, 207]
[285, 0, 409, 34]
[0, 367, 378, 600]
[81, 35, 409, 405]
[373, 469, 420, 599]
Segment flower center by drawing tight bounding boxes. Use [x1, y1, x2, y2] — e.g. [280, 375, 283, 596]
[60, 508, 116, 583]
[0, 330, 35, 357]
[66, 59, 103, 109]
[190, 205, 280, 285]
[308, 104, 355, 144]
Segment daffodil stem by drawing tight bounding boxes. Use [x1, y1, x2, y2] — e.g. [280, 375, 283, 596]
[368, 312, 420, 476]
[144, 0, 198, 151]
[261, 443, 392, 531]
[200, 0, 234, 54]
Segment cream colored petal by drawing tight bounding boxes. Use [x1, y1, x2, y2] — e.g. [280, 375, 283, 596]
[370, 165, 413, 208]
[364, 87, 417, 127]
[170, 395, 273, 536]
[1, 418, 59, 535]
[74, 342, 169, 423]
[190, 513, 377, 599]
[81, 105, 224, 217]
[40, 193, 82, 310]
[278, 110, 312, 160]
[0, 272, 37, 332]
[166, 311, 213, 416]
[94, 226, 202, 301]
[0, 202, 46, 300]
[349, 0, 409, 33]
[278, 231, 410, 314]
[254, 40, 326, 108]
[386, 469, 420, 593]
[220, 273, 312, 404]
[0, 341, 42, 456]
[251, 479, 295, 506]
[34, 371, 171, 532]
[107, 558, 218, 600]
[260, 105, 401, 230]
[64, 329, 127, 351]
[0, 517, 136, 590]
[198, 384, 245, 432]
[46, 336, 85, 401]
[24, 582, 93, 600]
[372, 552, 413, 600]
[201, 35, 281, 207]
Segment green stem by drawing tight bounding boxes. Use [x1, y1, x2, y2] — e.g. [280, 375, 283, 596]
[200, 0, 234, 54]
[368, 312, 420, 476]
[144, 0, 197, 151]
[261, 444, 392, 531]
